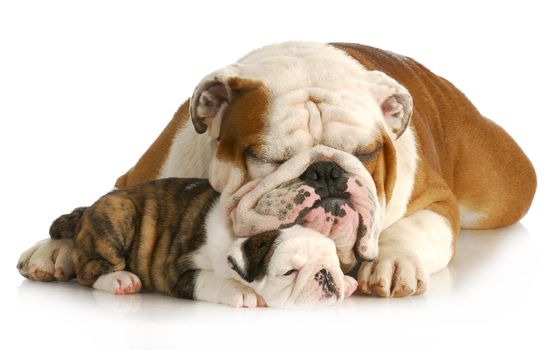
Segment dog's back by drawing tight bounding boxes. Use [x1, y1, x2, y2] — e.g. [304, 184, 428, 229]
[332, 43, 536, 229]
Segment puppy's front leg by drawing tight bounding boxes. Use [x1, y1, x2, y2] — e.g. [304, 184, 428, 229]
[358, 210, 455, 297]
[178, 270, 260, 308]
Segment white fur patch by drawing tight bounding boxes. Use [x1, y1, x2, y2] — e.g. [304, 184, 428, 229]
[190, 200, 243, 277]
[380, 209, 453, 274]
[158, 123, 215, 179]
[459, 205, 487, 229]
[194, 270, 258, 308]
[93, 271, 142, 295]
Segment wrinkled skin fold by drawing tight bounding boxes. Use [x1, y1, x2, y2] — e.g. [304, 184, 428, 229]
[227, 145, 381, 271]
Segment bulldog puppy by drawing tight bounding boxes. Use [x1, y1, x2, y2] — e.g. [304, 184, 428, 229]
[45, 178, 357, 308]
[19, 42, 536, 298]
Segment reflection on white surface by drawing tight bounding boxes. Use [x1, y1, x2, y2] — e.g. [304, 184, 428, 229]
[16, 223, 536, 323]
[8, 222, 556, 350]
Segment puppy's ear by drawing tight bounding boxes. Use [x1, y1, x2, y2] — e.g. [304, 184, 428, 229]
[190, 74, 262, 139]
[367, 71, 413, 140]
[227, 230, 280, 283]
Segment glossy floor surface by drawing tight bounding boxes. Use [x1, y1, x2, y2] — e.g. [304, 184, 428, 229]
[4, 216, 555, 350]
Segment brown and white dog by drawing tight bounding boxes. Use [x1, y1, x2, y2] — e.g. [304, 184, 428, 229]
[18, 42, 536, 297]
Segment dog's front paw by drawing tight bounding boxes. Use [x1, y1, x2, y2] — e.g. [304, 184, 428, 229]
[93, 271, 142, 295]
[17, 238, 75, 282]
[357, 248, 428, 297]
[221, 280, 258, 308]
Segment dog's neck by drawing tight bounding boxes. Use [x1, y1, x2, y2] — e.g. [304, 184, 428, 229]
[201, 201, 248, 282]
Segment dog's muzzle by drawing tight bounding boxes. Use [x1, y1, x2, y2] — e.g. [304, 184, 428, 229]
[227, 145, 382, 268]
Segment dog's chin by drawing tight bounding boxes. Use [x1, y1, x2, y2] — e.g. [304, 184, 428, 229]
[295, 196, 361, 266]
[295, 197, 357, 233]
[316, 197, 351, 216]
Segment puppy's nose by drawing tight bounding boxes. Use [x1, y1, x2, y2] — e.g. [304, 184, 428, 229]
[315, 268, 338, 297]
[299, 161, 348, 198]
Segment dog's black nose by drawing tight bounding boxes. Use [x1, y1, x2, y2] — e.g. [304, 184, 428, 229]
[300, 161, 348, 198]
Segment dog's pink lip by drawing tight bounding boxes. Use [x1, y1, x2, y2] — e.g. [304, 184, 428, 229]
[320, 196, 350, 201]
[316, 197, 352, 209]
[277, 196, 351, 227]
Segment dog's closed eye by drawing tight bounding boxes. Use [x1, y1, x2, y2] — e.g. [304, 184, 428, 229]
[245, 148, 286, 165]
[354, 145, 383, 162]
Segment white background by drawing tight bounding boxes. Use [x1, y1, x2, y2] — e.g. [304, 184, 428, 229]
[1, 1, 558, 349]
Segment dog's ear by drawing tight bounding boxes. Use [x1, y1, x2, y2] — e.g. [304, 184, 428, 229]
[367, 71, 413, 140]
[190, 74, 262, 139]
[227, 230, 280, 283]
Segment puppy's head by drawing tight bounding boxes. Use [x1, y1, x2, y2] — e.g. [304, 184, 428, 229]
[227, 225, 357, 309]
[191, 42, 413, 266]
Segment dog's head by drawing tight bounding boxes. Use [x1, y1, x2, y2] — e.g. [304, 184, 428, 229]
[191, 42, 413, 269]
[227, 225, 357, 309]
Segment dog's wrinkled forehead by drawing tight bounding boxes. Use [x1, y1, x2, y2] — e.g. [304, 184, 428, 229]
[192, 42, 409, 154]
[236, 43, 385, 154]
[260, 91, 383, 162]
[192, 41, 413, 162]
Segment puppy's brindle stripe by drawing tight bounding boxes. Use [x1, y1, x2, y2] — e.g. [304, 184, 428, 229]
[52, 178, 257, 299]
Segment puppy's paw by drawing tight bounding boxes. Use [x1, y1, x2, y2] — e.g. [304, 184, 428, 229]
[357, 248, 428, 298]
[221, 281, 258, 308]
[93, 271, 142, 295]
[17, 238, 75, 282]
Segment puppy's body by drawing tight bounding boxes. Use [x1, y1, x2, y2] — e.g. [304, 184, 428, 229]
[50, 178, 355, 308]
[52, 178, 217, 298]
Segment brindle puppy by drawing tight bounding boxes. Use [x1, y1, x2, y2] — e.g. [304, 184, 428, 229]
[48, 178, 357, 308]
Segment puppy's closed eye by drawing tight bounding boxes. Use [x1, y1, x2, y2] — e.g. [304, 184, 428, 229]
[283, 269, 297, 276]
[227, 255, 251, 282]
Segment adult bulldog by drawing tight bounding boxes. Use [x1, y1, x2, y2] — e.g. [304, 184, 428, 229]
[18, 42, 536, 297]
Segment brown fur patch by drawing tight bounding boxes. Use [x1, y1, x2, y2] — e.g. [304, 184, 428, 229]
[59, 178, 219, 298]
[135, 199, 159, 289]
[365, 132, 397, 207]
[115, 100, 191, 188]
[331, 42, 536, 234]
[214, 78, 270, 167]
